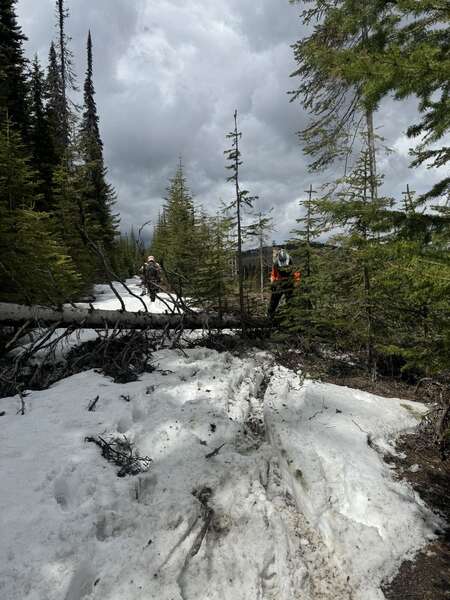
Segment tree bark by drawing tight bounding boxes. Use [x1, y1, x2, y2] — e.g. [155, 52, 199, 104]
[0, 303, 269, 331]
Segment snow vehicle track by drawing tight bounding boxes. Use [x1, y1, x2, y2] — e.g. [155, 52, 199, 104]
[0, 347, 441, 600]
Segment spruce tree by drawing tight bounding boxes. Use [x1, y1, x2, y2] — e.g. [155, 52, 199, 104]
[286, 136, 393, 370]
[54, 0, 77, 150]
[378, 191, 450, 375]
[30, 55, 58, 211]
[292, 185, 322, 278]
[150, 211, 168, 263]
[290, 1, 384, 200]
[316, 1, 449, 201]
[46, 41, 66, 160]
[158, 162, 198, 292]
[0, 0, 30, 141]
[0, 118, 80, 304]
[79, 31, 117, 252]
[52, 159, 97, 289]
[191, 214, 234, 316]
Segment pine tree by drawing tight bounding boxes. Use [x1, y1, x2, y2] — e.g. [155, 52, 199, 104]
[29, 55, 58, 211]
[113, 230, 142, 279]
[0, 0, 30, 141]
[79, 31, 117, 252]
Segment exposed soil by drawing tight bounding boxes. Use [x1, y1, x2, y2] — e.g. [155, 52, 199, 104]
[274, 346, 420, 401]
[382, 430, 450, 600]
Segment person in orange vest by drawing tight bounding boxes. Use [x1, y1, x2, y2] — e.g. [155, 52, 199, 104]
[268, 248, 301, 319]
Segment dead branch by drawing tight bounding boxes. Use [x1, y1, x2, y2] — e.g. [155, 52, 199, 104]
[205, 443, 226, 459]
[88, 395, 100, 411]
[85, 434, 152, 477]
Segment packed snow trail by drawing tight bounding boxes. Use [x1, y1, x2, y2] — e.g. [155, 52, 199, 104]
[0, 283, 442, 600]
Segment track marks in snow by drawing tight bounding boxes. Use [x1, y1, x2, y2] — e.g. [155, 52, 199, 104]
[64, 561, 97, 600]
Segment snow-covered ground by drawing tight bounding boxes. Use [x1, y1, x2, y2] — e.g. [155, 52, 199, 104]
[82, 278, 178, 314]
[0, 284, 442, 600]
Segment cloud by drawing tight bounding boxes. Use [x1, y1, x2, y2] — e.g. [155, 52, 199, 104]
[16, 0, 444, 245]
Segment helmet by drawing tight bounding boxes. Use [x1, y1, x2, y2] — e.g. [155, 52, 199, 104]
[147, 255, 155, 262]
[276, 249, 290, 267]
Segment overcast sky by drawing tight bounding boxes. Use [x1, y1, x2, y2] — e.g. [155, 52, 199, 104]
[17, 0, 446, 244]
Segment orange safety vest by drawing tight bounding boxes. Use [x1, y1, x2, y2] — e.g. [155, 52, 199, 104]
[270, 265, 301, 284]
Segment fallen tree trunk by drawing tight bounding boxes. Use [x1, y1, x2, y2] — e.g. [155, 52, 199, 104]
[0, 302, 269, 331]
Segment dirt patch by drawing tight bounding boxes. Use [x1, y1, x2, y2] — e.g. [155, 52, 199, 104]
[274, 347, 420, 401]
[382, 431, 450, 600]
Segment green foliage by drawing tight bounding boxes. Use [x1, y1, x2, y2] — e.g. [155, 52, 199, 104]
[190, 215, 234, 314]
[113, 230, 143, 280]
[0, 0, 30, 140]
[0, 122, 81, 304]
[292, 0, 449, 200]
[79, 32, 117, 253]
[30, 55, 58, 211]
[151, 163, 197, 292]
[285, 139, 449, 374]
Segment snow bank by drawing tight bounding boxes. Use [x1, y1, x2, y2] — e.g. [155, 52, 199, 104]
[264, 367, 442, 600]
[0, 343, 441, 600]
[0, 349, 288, 600]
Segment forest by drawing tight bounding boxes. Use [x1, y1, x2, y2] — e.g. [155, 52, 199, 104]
[0, 1, 449, 599]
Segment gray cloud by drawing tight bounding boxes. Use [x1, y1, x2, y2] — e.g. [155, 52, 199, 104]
[17, 0, 444, 245]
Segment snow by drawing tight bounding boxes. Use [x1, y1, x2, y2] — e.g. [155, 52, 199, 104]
[83, 278, 178, 314]
[18, 278, 192, 363]
[0, 281, 443, 600]
[264, 367, 442, 600]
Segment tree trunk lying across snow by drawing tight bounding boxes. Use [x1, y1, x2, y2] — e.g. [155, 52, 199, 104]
[0, 302, 269, 331]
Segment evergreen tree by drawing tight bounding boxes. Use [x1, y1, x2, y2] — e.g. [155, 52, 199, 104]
[316, 0, 449, 201]
[46, 41, 66, 160]
[51, 159, 97, 289]
[29, 55, 58, 211]
[191, 214, 234, 316]
[79, 31, 117, 251]
[224, 110, 257, 322]
[113, 230, 142, 279]
[156, 162, 198, 292]
[378, 191, 450, 375]
[150, 210, 168, 263]
[0, 0, 30, 141]
[54, 0, 77, 150]
[292, 185, 322, 278]
[286, 137, 393, 370]
[246, 210, 273, 301]
[290, 1, 384, 200]
[0, 118, 80, 304]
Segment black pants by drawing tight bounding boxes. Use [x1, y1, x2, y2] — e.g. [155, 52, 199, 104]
[145, 281, 158, 302]
[268, 281, 294, 318]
